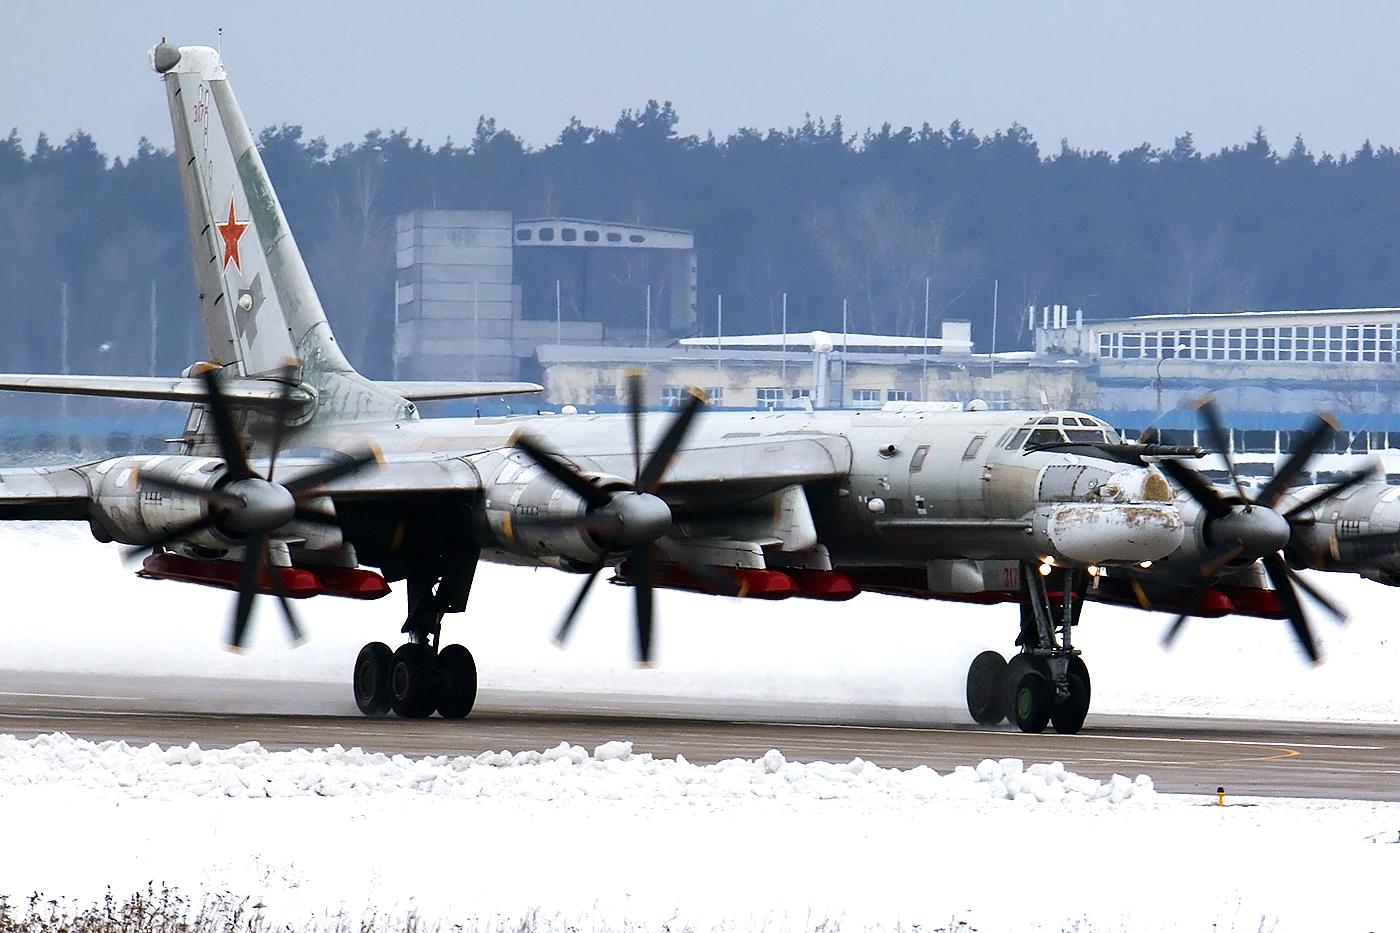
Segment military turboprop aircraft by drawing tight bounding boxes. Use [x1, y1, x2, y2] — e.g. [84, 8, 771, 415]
[2, 40, 1327, 736]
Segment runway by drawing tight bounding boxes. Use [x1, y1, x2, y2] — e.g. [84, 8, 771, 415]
[0, 670, 1395, 801]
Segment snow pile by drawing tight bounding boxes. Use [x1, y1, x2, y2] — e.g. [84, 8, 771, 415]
[0, 732, 1155, 805]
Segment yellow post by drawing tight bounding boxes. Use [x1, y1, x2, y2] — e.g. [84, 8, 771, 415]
[1216, 786, 1226, 806]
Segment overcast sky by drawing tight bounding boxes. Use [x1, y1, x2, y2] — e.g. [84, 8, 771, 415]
[4, 1, 1399, 159]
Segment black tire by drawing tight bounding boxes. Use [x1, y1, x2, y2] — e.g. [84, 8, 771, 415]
[1002, 653, 1048, 725]
[1051, 673, 1090, 735]
[390, 643, 437, 719]
[1068, 655, 1091, 706]
[434, 644, 478, 720]
[965, 650, 1008, 725]
[1011, 670, 1053, 734]
[353, 642, 393, 717]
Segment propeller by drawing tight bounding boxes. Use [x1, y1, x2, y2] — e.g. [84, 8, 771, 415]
[509, 372, 735, 664]
[1155, 397, 1367, 663]
[128, 363, 381, 651]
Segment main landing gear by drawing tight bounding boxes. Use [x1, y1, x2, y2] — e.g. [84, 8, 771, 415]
[965, 564, 1091, 735]
[354, 570, 479, 719]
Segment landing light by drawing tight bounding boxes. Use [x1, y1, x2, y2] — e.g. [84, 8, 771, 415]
[1038, 562, 1053, 577]
[1139, 560, 1153, 569]
[1087, 564, 1101, 577]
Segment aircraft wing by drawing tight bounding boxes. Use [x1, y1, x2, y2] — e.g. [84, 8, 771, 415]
[376, 381, 542, 401]
[0, 466, 92, 521]
[0, 374, 311, 407]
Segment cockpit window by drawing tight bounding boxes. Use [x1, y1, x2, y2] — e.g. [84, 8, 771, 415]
[1038, 416, 1060, 425]
[1064, 428, 1109, 443]
[1027, 428, 1064, 447]
[1007, 428, 1031, 449]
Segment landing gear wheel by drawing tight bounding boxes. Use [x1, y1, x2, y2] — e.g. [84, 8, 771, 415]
[965, 650, 1008, 725]
[1051, 673, 1091, 735]
[1068, 655, 1091, 706]
[1011, 670, 1053, 734]
[390, 643, 437, 719]
[1002, 654, 1048, 725]
[353, 642, 393, 717]
[434, 644, 478, 720]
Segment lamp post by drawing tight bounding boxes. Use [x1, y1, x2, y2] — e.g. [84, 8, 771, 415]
[1155, 344, 1191, 413]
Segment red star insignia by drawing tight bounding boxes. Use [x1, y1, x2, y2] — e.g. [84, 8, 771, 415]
[215, 195, 249, 272]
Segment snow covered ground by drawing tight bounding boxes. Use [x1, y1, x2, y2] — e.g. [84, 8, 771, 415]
[0, 731, 1395, 932]
[0, 523, 1397, 930]
[0, 522, 1395, 725]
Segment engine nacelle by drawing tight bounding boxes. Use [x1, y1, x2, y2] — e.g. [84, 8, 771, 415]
[89, 455, 230, 548]
[1283, 481, 1400, 577]
[481, 454, 629, 566]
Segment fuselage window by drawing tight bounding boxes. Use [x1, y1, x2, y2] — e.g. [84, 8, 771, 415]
[909, 444, 930, 472]
[962, 435, 986, 460]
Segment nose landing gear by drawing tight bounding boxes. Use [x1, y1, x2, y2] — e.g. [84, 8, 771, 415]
[964, 565, 1092, 734]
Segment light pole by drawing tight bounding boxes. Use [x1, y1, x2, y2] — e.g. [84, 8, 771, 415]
[1155, 344, 1191, 413]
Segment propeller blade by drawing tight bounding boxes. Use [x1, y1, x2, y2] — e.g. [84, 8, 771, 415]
[1199, 542, 1246, 578]
[1284, 466, 1379, 519]
[626, 369, 643, 486]
[1262, 553, 1321, 664]
[229, 535, 265, 651]
[1286, 567, 1347, 626]
[199, 368, 257, 482]
[1256, 414, 1338, 509]
[512, 435, 613, 509]
[1157, 458, 1233, 520]
[263, 544, 306, 644]
[554, 565, 604, 645]
[283, 448, 381, 498]
[638, 388, 707, 493]
[265, 361, 301, 482]
[633, 545, 654, 665]
[1161, 587, 1210, 650]
[135, 473, 245, 511]
[121, 514, 220, 564]
[1196, 397, 1251, 505]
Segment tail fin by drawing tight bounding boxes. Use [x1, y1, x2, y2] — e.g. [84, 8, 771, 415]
[152, 39, 414, 421]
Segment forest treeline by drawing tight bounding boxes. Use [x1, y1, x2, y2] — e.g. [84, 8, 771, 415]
[3, 104, 1400, 379]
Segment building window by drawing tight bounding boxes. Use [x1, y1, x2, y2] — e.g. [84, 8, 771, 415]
[704, 386, 724, 406]
[987, 389, 1014, 410]
[606, 232, 622, 243]
[661, 386, 685, 407]
[629, 234, 646, 244]
[583, 230, 600, 242]
[515, 229, 533, 241]
[852, 388, 881, 403]
[756, 386, 783, 410]
[887, 389, 914, 402]
[537, 227, 555, 242]
[561, 228, 578, 242]
[790, 388, 812, 399]
[1099, 333, 1113, 357]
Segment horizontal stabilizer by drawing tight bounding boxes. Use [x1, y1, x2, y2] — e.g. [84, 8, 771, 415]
[375, 381, 542, 401]
[0, 374, 311, 407]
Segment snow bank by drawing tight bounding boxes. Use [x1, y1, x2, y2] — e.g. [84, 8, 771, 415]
[0, 732, 1155, 805]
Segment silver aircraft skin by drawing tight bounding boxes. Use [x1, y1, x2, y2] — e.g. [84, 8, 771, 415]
[0, 41, 1385, 733]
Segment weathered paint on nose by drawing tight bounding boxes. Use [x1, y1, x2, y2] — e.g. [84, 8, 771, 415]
[1044, 502, 1185, 564]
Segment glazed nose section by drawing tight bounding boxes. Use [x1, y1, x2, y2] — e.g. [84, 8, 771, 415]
[1211, 506, 1291, 560]
[596, 492, 673, 548]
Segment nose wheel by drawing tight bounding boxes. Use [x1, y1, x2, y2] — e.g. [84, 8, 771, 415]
[963, 565, 1092, 734]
